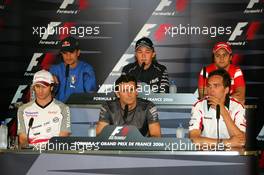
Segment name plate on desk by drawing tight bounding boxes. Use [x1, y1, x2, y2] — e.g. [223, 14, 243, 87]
[48, 125, 194, 151]
[66, 92, 197, 106]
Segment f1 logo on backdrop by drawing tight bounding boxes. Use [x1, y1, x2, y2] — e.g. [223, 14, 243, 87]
[153, 0, 189, 16]
[108, 126, 130, 140]
[135, 24, 157, 41]
[34, 21, 77, 45]
[247, 0, 259, 9]
[58, 0, 88, 14]
[228, 22, 261, 45]
[10, 85, 28, 104]
[25, 53, 43, 75]
[155, 0, 172, 11]
[41, 22, 62, 40]
[32, 21, 63, 45]
[59, 0, 74, 9]
[24, 53, 56, 76]
[244, 0, 263, 13]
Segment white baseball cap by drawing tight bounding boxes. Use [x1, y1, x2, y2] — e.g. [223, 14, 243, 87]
[32, 70, 54, 87]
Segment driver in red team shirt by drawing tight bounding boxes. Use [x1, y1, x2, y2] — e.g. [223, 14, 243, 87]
[198, 42, 245, 104]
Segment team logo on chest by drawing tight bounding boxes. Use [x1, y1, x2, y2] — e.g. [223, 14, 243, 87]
[70, 75, 76, 88]
[53, 117, 59, 123]
[46, 127, 52, 133]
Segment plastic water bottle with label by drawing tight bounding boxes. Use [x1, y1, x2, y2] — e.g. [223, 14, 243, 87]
[0, 121, 8, 149]
[169, 80, 177, 93]
[87, 122, 96, 137]
[176, 123, 185, 138]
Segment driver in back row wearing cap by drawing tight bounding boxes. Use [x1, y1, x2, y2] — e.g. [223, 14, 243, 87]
[198, 42, 245, 104]
[49, 36, 97, 102]
[122, 37, 169, 93]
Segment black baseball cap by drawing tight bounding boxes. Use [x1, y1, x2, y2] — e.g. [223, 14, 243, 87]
[135, 37, 154, 50]
[60, 36, 80, 52]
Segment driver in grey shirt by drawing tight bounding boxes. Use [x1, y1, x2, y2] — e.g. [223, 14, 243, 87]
[96, 75, 161, 137]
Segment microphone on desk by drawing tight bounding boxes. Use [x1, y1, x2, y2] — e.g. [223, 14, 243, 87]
[216, 104, 220, 144]
[123, 104, 129, 124]
[136, 62, 145, 80]
[202, 66, 206, 98]
[26, 117, 34, 147]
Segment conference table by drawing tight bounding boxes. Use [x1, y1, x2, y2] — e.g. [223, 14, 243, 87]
[0, 93, 259, 175]
[0, 147, 259, 175]
[0, 125, 260, 175]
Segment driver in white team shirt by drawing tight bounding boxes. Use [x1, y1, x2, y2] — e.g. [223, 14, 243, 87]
[17, 70, 71, 147]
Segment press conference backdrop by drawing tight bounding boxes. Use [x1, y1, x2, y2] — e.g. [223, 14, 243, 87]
[0, 1, 263, 118]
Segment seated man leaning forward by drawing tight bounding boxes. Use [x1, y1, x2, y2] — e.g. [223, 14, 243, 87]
[17, 70, 71, 147]
[189, 69, 246, 148]
[96, 74, 161, 137]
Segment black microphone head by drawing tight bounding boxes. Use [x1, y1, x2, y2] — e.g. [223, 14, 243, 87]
[65, 64, 70, 77]
[125, 104, 128, 111]
[29, 118, 34, 128]
[216, 104, 220, 119]
[203, 67, 207, 79]
[123, 104, 129, 121]
[141, 62, 145, 69]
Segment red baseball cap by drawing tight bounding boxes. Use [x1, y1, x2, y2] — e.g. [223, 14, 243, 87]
[212, 42, 232, 54]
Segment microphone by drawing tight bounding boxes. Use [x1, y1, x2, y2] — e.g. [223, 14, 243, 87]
[136, 62, 145, 80]
[123, 104, 129, 124]
[141, 62, 145, 70]
[64, 64, 70, 95]
[216, 104, 220, 145]
[65, 64, 70, 78]
[216, 104, 220, 120]
[202, 66, 206, 98]
[203, 66, 206, 79]
[26, 118, 34, 148]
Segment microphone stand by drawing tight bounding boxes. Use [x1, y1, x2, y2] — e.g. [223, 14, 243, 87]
[123, 104, 129, 124]
[136, 62, 145, 81]
[216, 104, 220, 146]
[64, 64, 70, 96]
[202, 67, 206, 98]
[23, 118, 34, 149]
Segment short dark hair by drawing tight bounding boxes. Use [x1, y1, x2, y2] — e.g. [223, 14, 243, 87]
[115, 74, 137, 91]
[208, 69, 231, 89]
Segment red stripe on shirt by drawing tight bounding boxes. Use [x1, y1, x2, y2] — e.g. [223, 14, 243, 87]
[199, 117, 203, 130]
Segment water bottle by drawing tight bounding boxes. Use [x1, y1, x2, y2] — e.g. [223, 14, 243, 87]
[169, 80, 177, 93]
[87, 122, 96, 137]
[0, 121, 8, 149]
[176, 123, 184, 138]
